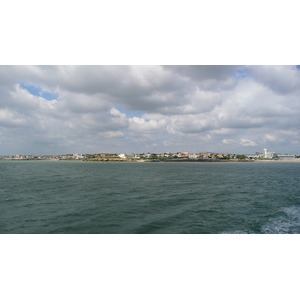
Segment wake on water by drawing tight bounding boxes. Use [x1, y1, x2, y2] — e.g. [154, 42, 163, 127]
[224, 206, 300, 234]
[261, 206, 300, 234]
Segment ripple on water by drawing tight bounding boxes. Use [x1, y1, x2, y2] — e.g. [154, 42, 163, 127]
[1, 161, 300, 233]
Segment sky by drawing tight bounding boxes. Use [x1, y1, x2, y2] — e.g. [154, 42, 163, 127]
[0, 65, 300, 155]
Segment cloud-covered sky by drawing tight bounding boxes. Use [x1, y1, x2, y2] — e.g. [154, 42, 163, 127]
[0, 65, 300, 155]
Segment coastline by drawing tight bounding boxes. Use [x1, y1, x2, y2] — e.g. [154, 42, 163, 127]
[254, 159, 300, 163]
[1, 158, 300, 163]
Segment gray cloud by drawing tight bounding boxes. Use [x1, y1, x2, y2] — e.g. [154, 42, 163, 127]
[246, 65, 300, 95]
[162, 65, 239, 81]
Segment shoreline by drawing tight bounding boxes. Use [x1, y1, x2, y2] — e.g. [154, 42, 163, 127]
[1, 158, 300, 163]
[254, 159, 300, 163]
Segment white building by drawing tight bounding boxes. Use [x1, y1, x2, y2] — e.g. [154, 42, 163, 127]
[263, 148, 276, 159]
[277, 154, 296, 160]
[118, 153, 138, 159]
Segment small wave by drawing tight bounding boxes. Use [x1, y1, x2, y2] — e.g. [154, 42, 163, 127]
[223, 206, 300, 234]
[261, 206, 300, 234]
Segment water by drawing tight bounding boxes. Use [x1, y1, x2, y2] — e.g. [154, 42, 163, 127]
[1, 160, 300, 233]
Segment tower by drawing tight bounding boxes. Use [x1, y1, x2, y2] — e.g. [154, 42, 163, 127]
[263, 148, 268, 158]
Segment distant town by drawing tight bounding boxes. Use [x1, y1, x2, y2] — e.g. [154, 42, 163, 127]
[1, 148, 299, 162]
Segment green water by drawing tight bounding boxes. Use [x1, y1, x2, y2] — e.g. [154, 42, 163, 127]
[1, 160, 300, 233]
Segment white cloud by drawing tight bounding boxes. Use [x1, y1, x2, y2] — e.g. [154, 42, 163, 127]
[129, 116, 167, 132]
[265, 134, 277, 141]
[279, 130, 298, 136]
[0, 108, 29, 128]
[239, 139, 257, 147]
[99, 131, 124, 138]
[222, 139, 235, 145]
[247, 65, 300, 95]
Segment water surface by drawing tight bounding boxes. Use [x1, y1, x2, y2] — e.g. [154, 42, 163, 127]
[1, 161, 300, 233]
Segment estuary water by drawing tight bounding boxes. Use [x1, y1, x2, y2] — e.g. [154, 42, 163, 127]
[1, 160, 300, 234]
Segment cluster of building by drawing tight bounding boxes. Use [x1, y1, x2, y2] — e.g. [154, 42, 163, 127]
[246, 148, 297, 160]
[87, 152, 237, 159]
[118, 149, 298, 160]
[137, 152, 236, 159]
[1, 148, 298, 161]
[0, 153, 85, 160]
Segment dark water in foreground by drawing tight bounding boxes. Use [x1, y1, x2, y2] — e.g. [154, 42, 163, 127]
[1, 160, 300, 234]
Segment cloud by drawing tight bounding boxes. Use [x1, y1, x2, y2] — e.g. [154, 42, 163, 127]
[279, 130, 298, 136]
[0, 65, 300, 154]
[222, 139, 235, 145]
[0, 108, 29, 128]
[246, 65, 300, 95]
[265, 134, 277, 141]
[239, 139, 257, 147]
[128, 116, 167, 132]
[98, 131, 125, 138]
[162, 65, 239, 81]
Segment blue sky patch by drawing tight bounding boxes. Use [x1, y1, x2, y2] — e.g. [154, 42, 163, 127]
[235, 68, 248, 80]
[115, 104, 145, 118]
[20, 83, 58, 100]
[125, 110, 145, 118]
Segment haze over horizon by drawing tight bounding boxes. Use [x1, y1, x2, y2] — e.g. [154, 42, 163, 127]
[1, 65, 300, 155]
